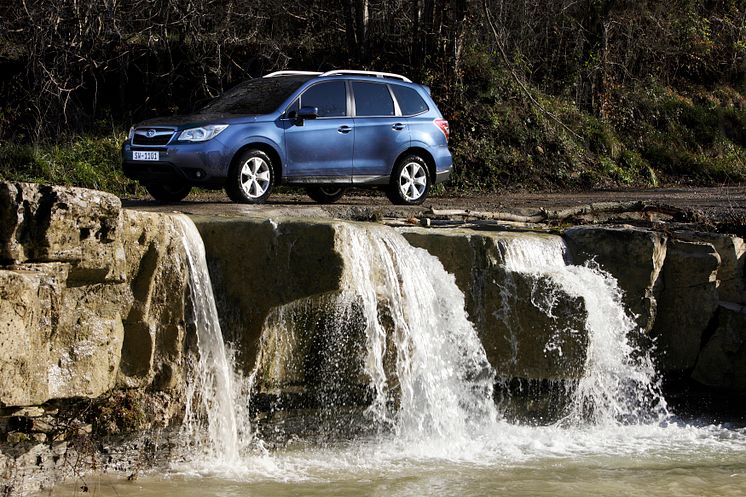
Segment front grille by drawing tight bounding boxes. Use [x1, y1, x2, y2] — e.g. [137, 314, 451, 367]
[132, 127, 175, 145]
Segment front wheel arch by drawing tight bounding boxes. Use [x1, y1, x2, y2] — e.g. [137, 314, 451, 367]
[229, 142, 283, 185]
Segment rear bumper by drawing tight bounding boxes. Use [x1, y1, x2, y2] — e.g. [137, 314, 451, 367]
[433, 145, 453, 185]
[435, 167, 451, 184]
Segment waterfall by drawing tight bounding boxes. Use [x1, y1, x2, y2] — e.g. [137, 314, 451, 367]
[175, 215, 252, 467]
[500, 234, 668, 425]
[173, 216, 667, 473]
[336, 223, 498, 439]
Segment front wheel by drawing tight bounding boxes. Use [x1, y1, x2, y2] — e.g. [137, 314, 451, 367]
[306, 186, 347, 204]
[386, 155, 430, 205]
[145, 182, 192, 203]
[225, 149, 275, 204]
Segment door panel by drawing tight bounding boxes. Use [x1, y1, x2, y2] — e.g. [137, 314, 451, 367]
[351, 81, 410, 179]
[283, 81, 353, 181]
[352, 117, 410, 179]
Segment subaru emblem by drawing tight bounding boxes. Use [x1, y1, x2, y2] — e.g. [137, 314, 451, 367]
[147, 129, 156, 138]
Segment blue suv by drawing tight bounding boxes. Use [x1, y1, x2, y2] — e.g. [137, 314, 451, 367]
[122, 70, 452, 205]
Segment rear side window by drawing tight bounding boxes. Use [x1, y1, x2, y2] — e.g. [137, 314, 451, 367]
[300, 82, 347, 117]
[353, 82, 395, 117]
[391, 86, 429, 116]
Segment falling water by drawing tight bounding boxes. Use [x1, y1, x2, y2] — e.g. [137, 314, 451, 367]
[500, 234, 668, 425]
[175, 215, 253, 467]
[336, 223, 497, 439]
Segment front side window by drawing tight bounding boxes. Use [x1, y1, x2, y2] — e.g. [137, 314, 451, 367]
[353, 82, 395, 117]
[300, 81, 347, 117]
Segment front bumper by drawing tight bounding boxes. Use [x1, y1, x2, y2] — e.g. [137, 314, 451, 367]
[121, 141, 231, 187]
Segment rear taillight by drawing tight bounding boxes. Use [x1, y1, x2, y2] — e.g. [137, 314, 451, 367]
[434, 118, 449, 142]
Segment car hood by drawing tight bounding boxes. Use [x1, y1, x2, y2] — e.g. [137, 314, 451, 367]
[136, 113, 259, 128]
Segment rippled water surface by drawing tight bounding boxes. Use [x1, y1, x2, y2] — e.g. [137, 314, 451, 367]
[52, 421, 746, 497]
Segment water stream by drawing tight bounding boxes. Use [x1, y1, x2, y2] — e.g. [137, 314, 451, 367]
[48, 221, 746, 496]
[500, 234, 667, 425]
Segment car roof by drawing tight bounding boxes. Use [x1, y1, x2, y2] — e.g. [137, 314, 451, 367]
[264, 70, 414, 84]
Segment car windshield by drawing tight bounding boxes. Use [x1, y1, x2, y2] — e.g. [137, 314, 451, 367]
[200, 76, 311, 115]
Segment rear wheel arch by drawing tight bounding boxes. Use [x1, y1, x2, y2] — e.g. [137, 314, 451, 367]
[394, 147, 436, 184]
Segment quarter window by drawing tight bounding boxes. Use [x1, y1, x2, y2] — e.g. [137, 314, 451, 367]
[300, 82, 347, 117]
[391, 85, 429, 116]
[353, 82, 395, 117]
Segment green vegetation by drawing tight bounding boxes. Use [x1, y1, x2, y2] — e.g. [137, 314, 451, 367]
[447, 52, 746, 192]
[0, 133, 141, 196]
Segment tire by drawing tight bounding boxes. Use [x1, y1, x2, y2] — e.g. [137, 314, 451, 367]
[306, 186, 347, 204]
[225, 149, 275, 204]
[145, 182, 192, 203]
[386, 154, 430, 205]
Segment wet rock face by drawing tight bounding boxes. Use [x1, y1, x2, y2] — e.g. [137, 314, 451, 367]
[402, 230, 589, 381]
[564, 225, 666, 332]
[651, 240, 720, 371]
[563, 225, 746, 391]
[191, 216, 346, 374]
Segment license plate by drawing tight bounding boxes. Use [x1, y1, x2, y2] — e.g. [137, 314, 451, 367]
[133, 151, 159, 161]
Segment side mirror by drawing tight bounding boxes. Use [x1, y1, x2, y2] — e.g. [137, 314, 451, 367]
[297, 106, 319, 120]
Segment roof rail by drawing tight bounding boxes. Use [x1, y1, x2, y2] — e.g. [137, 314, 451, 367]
[263, 71, 322, 78]
[320, 70, 412, 83]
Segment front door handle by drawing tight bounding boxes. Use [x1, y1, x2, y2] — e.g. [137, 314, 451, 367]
[392, 123, 406, 131]
[338, 125, 353, 134]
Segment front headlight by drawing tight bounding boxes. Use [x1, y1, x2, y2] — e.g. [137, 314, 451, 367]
[178, 124, 229, 142]
[127, 126, 135, 141]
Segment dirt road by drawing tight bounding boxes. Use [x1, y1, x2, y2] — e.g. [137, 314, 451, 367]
[123, 185, 746, 224]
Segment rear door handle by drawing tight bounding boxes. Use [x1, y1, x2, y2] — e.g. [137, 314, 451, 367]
[338, 125, 353, 134]
[392, 123, 406, 131]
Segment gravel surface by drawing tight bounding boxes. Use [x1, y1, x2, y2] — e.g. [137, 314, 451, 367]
[123, 185, 746, 224]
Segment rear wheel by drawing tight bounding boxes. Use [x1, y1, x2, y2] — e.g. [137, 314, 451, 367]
[145, 182, 192, 203]
[306, 186, 347, 204]
[225, 149, 275, 204]
[386, 154, 430, 205]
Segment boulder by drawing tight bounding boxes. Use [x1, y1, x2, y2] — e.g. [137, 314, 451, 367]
[564, 225, 666, 332]
[0, 182, 192, 406]
[651, 239, 720, 371]
[692, 303, 746, 391]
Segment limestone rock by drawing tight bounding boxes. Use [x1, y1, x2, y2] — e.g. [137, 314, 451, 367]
[254, 293, 369, 407]
[564, 225, 666, 332]
[692, 304, 746, 391]
[0, 264, 125, 406]
[0, 182, 192, 406]
[652, 239, 720, 371]
[676, 232, 745, 305]
[117, 211, 189, 390]
[191, 216, 345, 372]
[0, 182, 125, 284]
